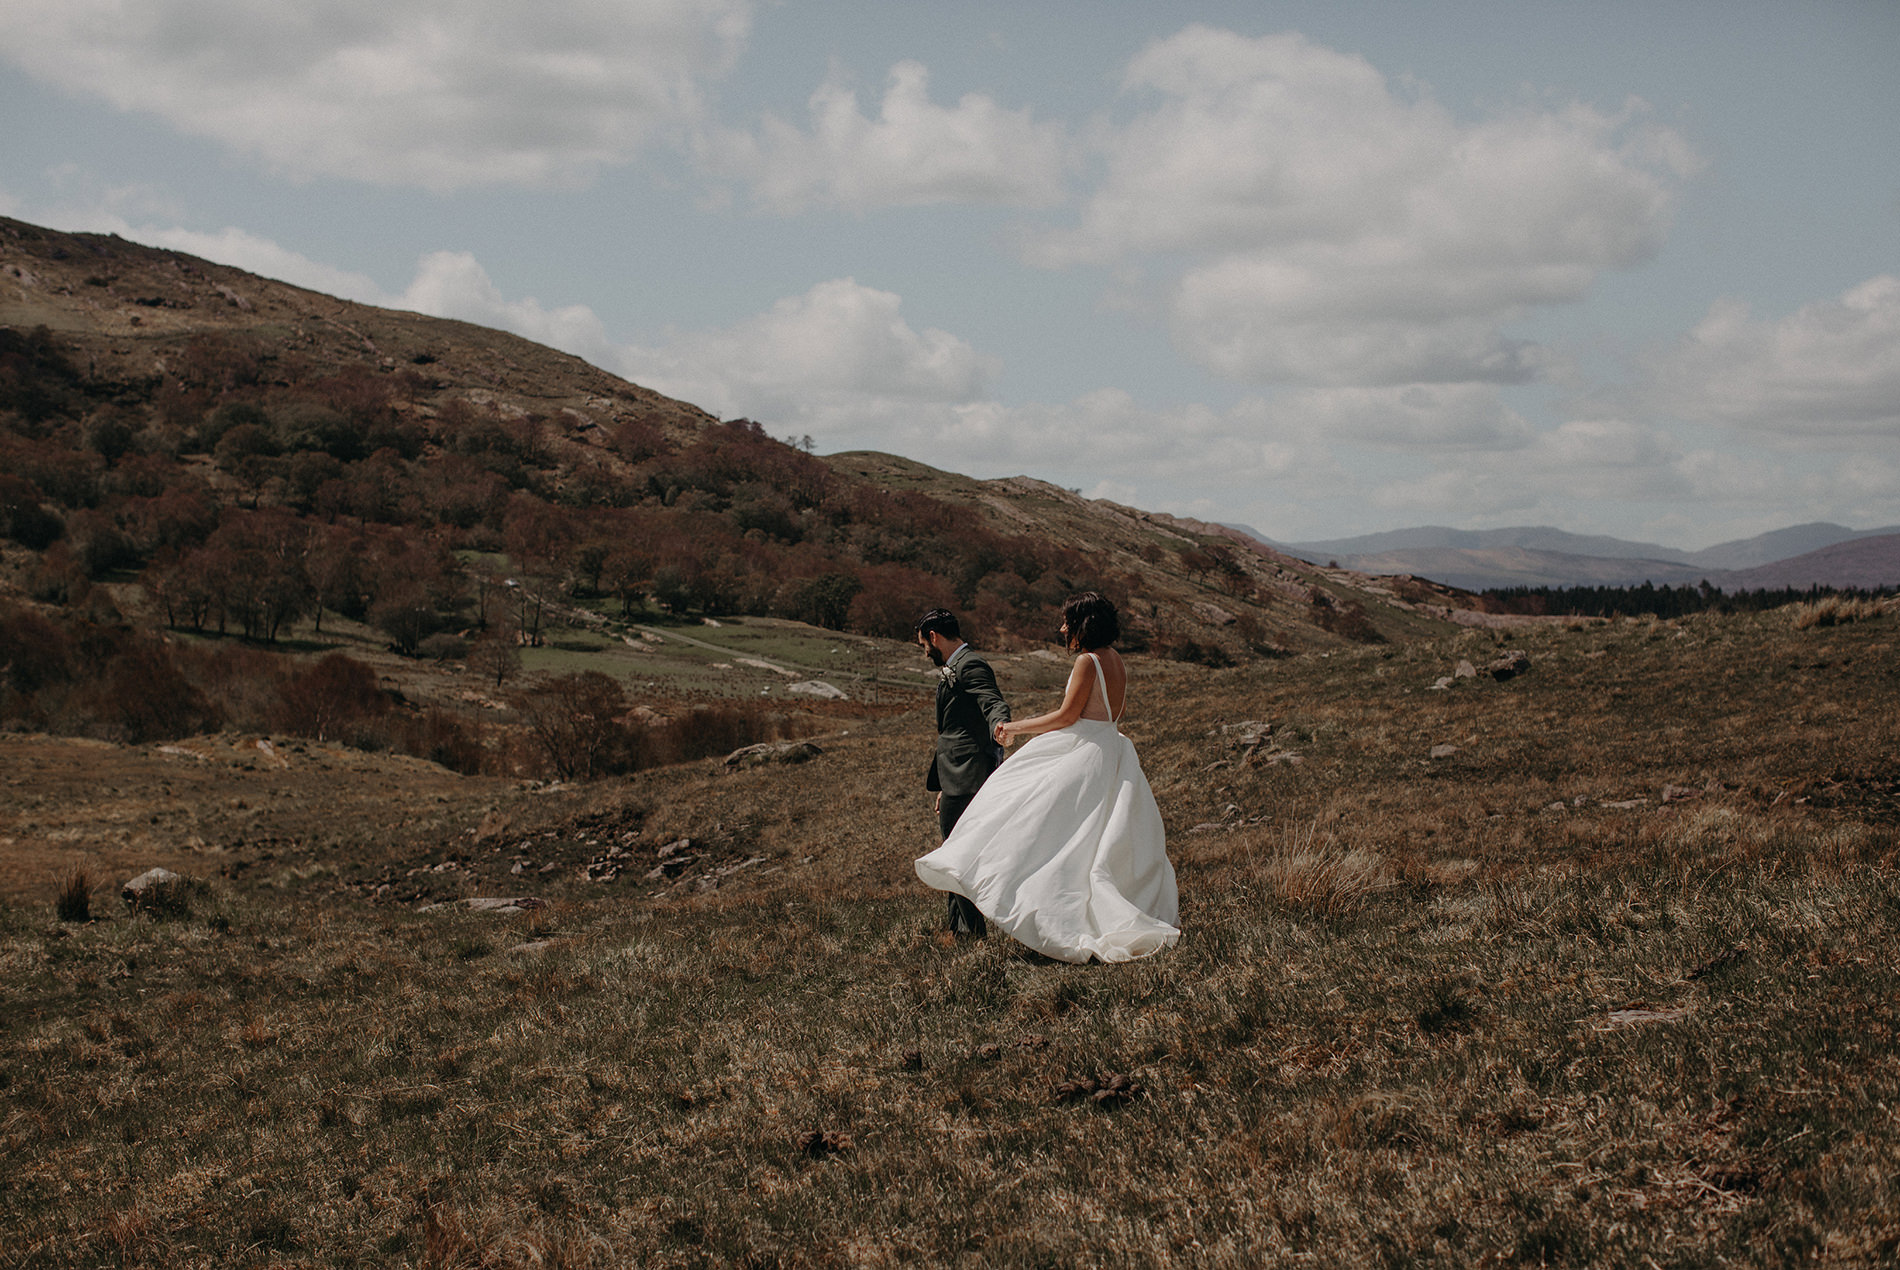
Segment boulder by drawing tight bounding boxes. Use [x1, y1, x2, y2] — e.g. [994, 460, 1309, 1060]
[121, 867, 190, 915]
[1454, 660, 1477, 679]
[785, 680, 848, 700]
[724, 740, 825, 770]
[1485, 650, 1531, 680]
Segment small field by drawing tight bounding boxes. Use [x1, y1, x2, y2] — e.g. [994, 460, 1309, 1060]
[3, 609, 1897, 1266]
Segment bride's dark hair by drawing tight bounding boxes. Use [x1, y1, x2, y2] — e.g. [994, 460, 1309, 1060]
[1063, 592, 1120, 651]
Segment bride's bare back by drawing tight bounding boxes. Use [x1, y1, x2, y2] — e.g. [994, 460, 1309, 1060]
[1075, 648, 1126, 722]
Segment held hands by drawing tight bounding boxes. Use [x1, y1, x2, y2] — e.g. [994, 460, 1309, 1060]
[994, 721, 1013, 747]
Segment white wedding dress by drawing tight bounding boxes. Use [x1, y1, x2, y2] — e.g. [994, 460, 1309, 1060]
[916, 653, 1179, 963]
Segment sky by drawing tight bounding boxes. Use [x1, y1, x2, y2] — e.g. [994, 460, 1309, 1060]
[2, 0, 1896, 549]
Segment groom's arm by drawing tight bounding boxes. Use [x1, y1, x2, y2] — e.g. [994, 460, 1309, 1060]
[962, 657, 1011, 732]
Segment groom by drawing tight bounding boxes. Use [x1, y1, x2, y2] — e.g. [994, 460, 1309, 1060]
[916, 608, 1010, 936]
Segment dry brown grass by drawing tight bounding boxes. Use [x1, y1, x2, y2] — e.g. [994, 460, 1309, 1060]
[2, 607, 1898, 1265]
[1792, 595, 1896, 629]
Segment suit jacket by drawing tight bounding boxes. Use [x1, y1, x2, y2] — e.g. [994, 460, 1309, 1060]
[927, 648, 1011, 797]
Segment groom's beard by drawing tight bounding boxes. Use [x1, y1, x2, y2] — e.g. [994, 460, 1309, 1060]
[925, 646, 946, 667]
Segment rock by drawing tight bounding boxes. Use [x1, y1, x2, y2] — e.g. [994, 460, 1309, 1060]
[1454, 660, 1477, 679]
[1430, 744, 1459, 759]
[1602, 1005, 1693, 1028]
[1191, 601, 1237, 626]
[724, 741, 825, 769]
[1430, 676, 1454, 690]
[1485, 650, 1531, 680]
[507, 940, 555, 956]
[1661, 783, 1701, 803]
[785, 681, 848, 700]
[121, 867, 190, 914]
[658, 838, 692, 858]
[1220, 720, 1273, 748]
[458, 896, 545, 914]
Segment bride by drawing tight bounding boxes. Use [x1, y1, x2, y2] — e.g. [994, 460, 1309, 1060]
[915, 593, 1179, 963]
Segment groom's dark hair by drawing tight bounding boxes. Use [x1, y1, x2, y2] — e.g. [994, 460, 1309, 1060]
[915, 608, 960, 641]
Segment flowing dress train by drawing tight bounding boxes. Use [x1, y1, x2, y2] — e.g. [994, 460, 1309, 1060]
[915, 653, 1179, 963]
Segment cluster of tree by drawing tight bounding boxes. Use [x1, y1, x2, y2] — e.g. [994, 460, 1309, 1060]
[1481, 581, 1898, 619]
[2, 327, 1133, 648]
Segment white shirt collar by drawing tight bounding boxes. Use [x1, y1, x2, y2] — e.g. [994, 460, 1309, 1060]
[945, 642, 970, 667]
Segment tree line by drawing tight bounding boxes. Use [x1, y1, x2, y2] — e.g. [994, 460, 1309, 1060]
[1480, 580, 1897, 620]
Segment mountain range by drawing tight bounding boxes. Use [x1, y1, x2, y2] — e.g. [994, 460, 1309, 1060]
[1233, 523, 1900, 593]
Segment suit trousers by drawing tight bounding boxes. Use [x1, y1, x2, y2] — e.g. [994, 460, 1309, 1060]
[937, 792, 987, 936]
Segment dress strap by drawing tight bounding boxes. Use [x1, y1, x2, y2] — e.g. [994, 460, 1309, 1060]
[1087, 652, 1120, 723]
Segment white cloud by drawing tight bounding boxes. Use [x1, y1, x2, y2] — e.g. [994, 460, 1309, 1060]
[0, 0, 752, 190]
[397, 252, 620, 366]
[1267, 385, 1535, 450]
[1027, 26, 1696, 387]
[703, 59, 1070, 212]
[1644, 276, 1900, 437]
[618, 277, 999, 429]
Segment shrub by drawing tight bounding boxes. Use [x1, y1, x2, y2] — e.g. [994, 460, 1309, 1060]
[272, 653, 387, 742]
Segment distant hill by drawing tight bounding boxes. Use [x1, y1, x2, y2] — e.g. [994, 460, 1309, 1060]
[1240, 521, 1900, 593]
[1271, 525, 1694, 565]
[0, 212, 1463, 681]
[1721, 533, 1900, 591]
[1687, 523, 1900, 572]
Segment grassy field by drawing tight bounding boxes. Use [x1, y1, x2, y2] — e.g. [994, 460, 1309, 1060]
[3, 608, 1897, 1266]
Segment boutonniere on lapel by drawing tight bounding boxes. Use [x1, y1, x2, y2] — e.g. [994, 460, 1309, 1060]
[938, 665, 957, 687]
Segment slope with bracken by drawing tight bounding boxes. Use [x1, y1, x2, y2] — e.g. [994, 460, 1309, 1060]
[1, 215, 1467, 774]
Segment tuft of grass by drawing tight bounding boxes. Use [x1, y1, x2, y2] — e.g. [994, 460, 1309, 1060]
[1251, 822, 1396, 913]
[54, 861, 96, 923]
[1792, 595, 1894, 628]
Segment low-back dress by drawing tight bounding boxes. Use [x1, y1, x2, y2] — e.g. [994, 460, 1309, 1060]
[915, 652, 1179, 963]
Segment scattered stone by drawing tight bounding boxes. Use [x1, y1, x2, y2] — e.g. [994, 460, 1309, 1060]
[658, 838, 692, 858]
[1192, 601, 1237, 626]
[1545, 801, 1568, 813]
[1601, 1005, 1694, 1029]
[1662, 783, 1702, 803]
[1430, 676, 1454, 690]
[724, 741, 825, 770]
[1219, 720, 1273, 748]
[507, 940, 554, 956]
[1430, 744, 1460, 759]
[1485, 650, 1531, 680]
[1053, 1072, 1146, 1107]
[1602, 799, 1647, 810]
[121, 867, 190, 914]
[1454, 660, 1477, 679]
[785, 681, 848, 700]
[1187, 822, 1226, 834]
[457, 896, 545, 914]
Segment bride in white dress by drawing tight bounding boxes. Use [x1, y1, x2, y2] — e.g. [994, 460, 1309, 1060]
[915, 593, 1179, 963]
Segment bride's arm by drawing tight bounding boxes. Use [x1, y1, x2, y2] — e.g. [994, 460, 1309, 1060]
[996, 656, 1094, 745]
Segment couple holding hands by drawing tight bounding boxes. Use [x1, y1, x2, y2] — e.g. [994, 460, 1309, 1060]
[913, 593, 1180, 964]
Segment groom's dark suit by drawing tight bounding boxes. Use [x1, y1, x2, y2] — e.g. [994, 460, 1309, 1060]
[927, 645, 1010, 934]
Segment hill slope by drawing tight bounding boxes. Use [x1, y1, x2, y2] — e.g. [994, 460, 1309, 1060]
[2, 215, 1487, 772]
